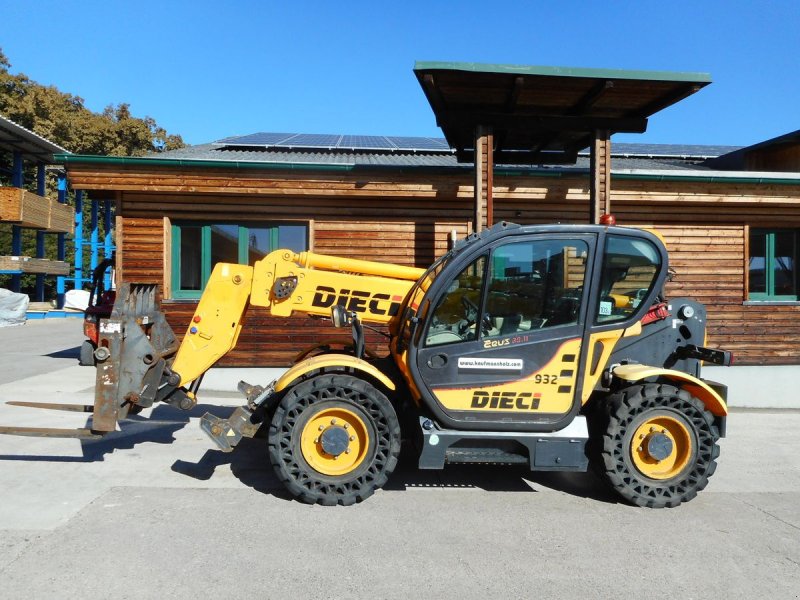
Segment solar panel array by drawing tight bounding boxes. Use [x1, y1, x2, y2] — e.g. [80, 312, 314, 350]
[216, 132, 452, 152]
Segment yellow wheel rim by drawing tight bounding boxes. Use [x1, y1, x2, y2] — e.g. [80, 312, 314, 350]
[300, 407, 370, 476]
[630, 415, 692, 480]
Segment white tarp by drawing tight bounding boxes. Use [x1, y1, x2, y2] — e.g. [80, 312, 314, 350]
[64, 289, 90, 311]
[0, 288, 29, 327]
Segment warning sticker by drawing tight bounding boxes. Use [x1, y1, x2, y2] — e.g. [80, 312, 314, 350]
[100, 322, 121, 334]
[458, 357, 523, 371]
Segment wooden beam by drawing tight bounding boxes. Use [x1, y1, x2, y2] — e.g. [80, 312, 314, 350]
[505, 76, 525, 112]
[632, 83, 702, 118]
[590, 129, 611, 224]
[487, 129, 494, 228]
[421, 74, 448, 115]
[568, 80, 613, 115]
[743, 223, 750, 301]
[474, 126, 485, 232]
[458, 149, 578, 165]
[439, 112, 648, 134]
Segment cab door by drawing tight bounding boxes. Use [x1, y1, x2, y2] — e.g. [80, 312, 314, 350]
[411, 234, 596, 432]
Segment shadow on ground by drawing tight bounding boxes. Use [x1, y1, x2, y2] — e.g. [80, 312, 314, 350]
[0, 404, 235, 463]
[173, 436, 619, 505]
[45, 346, 81, 360]
[0, 403, 618, 504]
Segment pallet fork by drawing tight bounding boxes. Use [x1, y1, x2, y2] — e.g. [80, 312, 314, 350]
[0, 283, 192, 439]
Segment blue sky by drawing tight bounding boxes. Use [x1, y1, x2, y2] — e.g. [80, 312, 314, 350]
[2, 0, 798, 148]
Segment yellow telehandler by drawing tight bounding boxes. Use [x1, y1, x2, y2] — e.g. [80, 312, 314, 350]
[3, 222, 732, 507]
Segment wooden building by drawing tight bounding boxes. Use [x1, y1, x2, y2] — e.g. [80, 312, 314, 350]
[57, 64, 800, 368]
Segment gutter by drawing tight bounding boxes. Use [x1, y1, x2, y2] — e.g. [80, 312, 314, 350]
[612, 168, 800, 185]
[55, 154, 800, 186]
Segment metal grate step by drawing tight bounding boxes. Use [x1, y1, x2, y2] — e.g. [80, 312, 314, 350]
[445, 447, 528, 465]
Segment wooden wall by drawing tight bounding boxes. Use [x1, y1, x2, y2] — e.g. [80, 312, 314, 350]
[68, 164, 800, 366]
[746, 145, 800, 173]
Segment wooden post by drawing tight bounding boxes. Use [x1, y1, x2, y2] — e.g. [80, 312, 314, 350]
[590, 129, 611, 224]
[473, 125, 494, 232]
[114, 192, 123, 289]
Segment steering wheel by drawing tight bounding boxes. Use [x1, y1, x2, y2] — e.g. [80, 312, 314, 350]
[461, 295, 492, 335]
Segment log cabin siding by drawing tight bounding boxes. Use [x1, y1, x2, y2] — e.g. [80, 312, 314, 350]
[65, 164, 800, 366]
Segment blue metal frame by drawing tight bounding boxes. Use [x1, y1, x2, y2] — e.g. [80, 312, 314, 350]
[35, 162, 47, 301]
[2, 150, 116, 310]
[103, 199, 113, 290]
[56, 172, 67, 307]
[60, 188, 116, 295]
[10, 151, 23, 293]
[73, 189, 84, 287]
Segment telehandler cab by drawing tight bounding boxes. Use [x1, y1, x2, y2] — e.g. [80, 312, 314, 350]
[3, 222, 731, 508]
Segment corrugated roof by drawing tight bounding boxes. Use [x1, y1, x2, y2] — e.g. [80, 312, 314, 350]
[0, 113, 70, 163]
[156, 134, 737, 171]
[603, 143, 741, 159]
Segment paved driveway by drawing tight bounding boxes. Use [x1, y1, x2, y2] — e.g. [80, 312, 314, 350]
[0, 320, 798, 598]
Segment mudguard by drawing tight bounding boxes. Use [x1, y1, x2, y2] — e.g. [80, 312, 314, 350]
[612, 364, 728, 416]
[275, 353, 396, 393]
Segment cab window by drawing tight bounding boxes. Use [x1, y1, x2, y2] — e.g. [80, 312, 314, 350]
[596, 235, 661, 324]
[484, 239, 589, 338]
[425, 256, 486, 347]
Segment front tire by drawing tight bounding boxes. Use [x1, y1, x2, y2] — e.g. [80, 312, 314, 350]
[268, 374, 401, 506]
[597, 383, 720, 508]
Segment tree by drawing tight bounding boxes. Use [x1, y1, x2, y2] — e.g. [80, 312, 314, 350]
[0, 48, 186, 298]
[0, 47, 184, 156]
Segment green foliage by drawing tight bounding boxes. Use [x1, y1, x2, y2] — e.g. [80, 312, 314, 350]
[0, 47, 184, 156]
[0, 47, 183, 299]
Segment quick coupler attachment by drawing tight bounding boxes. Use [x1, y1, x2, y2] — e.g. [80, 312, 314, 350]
[200, 407, 260, 452]
[237, 379, 276, 409]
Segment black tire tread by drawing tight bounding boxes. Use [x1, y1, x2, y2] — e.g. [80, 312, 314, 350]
[594, 383, 720, 509]
[268, 373, 401, 506]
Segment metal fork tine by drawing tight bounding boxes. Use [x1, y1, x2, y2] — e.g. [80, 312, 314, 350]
[0, 426, 102, 439]
[6, 401, 95, 413]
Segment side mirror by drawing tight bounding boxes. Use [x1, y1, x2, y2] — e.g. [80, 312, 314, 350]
[330, 305, 351, 328]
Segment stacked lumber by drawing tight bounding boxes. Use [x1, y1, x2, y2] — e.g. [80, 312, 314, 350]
[48, 200, 75, 234]
[0, 256, 70, 275]
[0, 186, 75, 233]
[0, 187, 50, 229]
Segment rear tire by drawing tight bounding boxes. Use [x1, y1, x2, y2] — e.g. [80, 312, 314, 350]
[268, 374, 401, 506]
[79, 340, 96, 366]
[596, 383, 720, 508]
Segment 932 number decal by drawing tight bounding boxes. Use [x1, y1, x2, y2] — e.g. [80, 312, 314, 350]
[533, 373, 559, 384]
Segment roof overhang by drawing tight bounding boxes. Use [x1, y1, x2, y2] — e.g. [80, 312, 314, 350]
[414, 61, 711, 165]
[707, 129, 800, 170]
[0, 114, 70, 163]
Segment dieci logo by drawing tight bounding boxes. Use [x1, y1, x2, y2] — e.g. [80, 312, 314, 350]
[312, 286, 403, 316]
[471, 390, 542, 410]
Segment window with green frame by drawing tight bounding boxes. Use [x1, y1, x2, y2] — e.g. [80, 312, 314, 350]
[171, 222, 308, 298]
[748, 229, 798, 301]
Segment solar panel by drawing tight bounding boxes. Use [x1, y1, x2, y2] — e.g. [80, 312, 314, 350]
[216, 132, 453, 152]
[280, 134, 341, 148]
[387, 136, 450, 151]
[339, 135, 395, 150]
[217, 132, 294, 146]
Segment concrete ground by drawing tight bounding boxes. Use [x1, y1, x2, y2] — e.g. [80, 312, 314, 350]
[0, 319, 798, 599]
